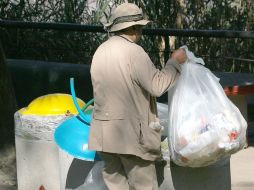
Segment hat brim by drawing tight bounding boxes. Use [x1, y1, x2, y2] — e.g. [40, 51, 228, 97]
[105, 20, 150, 32]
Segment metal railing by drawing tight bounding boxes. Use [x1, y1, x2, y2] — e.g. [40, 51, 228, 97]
[1, 20, 254, 70]
[1, 20, 254, 38]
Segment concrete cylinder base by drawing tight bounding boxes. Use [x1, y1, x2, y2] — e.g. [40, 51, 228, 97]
[158, 157, 231, 190]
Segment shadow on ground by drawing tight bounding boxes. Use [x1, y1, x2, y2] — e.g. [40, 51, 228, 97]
[247, 123, 254, 147]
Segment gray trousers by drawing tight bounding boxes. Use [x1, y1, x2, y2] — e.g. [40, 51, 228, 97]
[99, 152, 159, 190]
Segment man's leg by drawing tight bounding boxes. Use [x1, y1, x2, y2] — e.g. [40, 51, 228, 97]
[120, 155, 159, 190]
[99, 152, 130, 190]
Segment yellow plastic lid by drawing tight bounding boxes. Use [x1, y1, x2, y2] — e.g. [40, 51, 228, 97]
[19, 93, 85, 115]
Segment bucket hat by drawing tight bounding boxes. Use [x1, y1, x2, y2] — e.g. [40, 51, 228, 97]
[104, 3, 150, 32]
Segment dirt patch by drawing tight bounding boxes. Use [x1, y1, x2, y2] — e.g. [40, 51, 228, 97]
[0, 144, 17, 187]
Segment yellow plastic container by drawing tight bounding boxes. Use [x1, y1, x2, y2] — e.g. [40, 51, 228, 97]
[19, 93, 85, 115]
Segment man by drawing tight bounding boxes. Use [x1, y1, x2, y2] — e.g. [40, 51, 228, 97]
[88, 2, 187, 190]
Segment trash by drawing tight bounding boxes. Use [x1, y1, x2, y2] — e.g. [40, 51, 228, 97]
[39, 185, 46, 190]
[157, 102, 169, 137]
[168, 46, 247, 167]
[161, 137, 170, 161]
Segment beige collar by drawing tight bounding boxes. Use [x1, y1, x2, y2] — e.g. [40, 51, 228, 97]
[116, 34, 135, 43]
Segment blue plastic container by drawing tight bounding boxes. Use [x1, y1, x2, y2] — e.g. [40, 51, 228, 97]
[54, 78, 99, 161]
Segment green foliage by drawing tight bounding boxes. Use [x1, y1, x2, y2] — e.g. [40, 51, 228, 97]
[0, 0, 254, 72]
[135, 0, 254, 72]
[0, 0, 109, 63]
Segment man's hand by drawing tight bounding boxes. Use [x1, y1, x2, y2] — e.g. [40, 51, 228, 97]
[171, 48, 187, 64]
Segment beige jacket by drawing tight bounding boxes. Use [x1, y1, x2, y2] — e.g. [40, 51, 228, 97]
[88, 35, 181, 161]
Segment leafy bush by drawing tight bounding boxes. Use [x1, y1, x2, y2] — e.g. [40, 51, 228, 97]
[0, 0, 253, 72]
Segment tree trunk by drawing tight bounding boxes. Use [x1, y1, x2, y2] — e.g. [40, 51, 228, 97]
[0, 41, 17, 147]
[0, 41, 17, 187]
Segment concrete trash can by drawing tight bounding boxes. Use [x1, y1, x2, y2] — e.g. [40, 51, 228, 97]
[157, 153, 231, 190]
[58, 149, 106, 190]
[14, 93, 85, 190]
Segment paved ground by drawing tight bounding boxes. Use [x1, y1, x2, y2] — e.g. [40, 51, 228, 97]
[231, 146, 254, 190]
[231, 125, 254, 190]
[1, 126, 253, 190]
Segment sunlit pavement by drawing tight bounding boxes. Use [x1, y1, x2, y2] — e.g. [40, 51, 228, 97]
[231, 125, 254, 190]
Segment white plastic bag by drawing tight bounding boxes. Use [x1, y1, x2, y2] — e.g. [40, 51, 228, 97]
[168, 46, 247, 167]
[157, 102, 169, 136]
